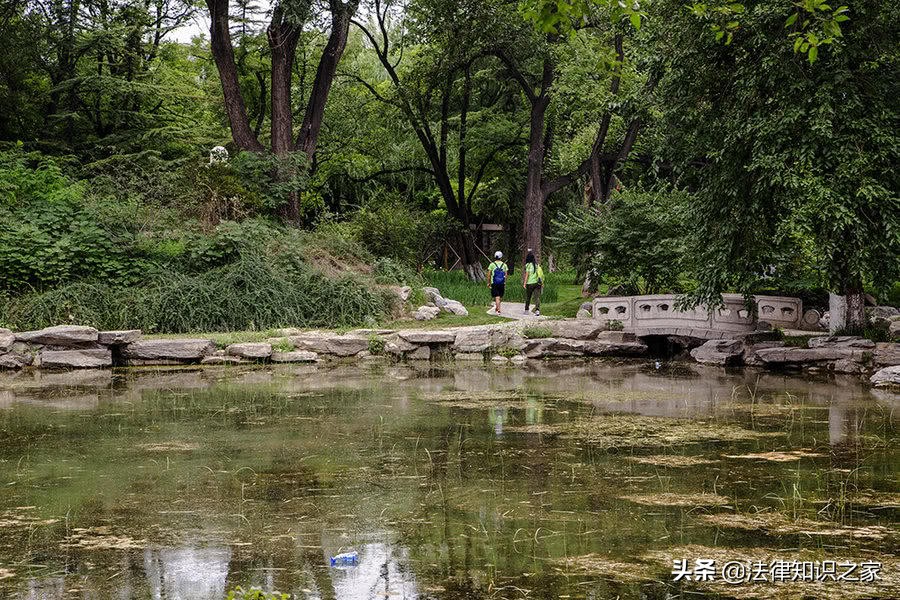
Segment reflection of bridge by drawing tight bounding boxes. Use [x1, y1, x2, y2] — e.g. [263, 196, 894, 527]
[592, 294, 808, 339]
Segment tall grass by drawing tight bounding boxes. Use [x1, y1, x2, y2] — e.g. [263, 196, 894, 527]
[423, 269, 559, 306]
[1, 254, 390, 332]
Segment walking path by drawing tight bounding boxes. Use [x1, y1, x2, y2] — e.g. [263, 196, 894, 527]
[486, 303, 548, 321]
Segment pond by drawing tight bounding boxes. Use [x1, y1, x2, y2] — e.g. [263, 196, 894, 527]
[0, 362, 897, 599]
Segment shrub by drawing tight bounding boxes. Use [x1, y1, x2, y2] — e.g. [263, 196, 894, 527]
[0, 150, 156, 289]
[373, 257, 422, 286]
[552, 190, 688, 295]
[367, 334, 385, 355]
[494, 346, 521, 358]
[226, 587, 288, 600]
[523, 326, 553, 339]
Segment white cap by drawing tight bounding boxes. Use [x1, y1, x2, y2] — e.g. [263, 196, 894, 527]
[494, 251, 503, 259]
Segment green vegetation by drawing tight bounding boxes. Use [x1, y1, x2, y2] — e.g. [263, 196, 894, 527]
[423, 270, 560, 306]
[226, 588, 288, 600]
[523, 326, 553, 339]
[0, 0, 895, 333]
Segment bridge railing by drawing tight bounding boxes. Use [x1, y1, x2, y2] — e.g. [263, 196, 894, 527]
[592, 294, 803, 338]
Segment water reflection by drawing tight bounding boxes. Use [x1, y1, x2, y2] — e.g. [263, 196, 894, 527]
[144, 547, 231, 600]
[0, 363, 896, 600]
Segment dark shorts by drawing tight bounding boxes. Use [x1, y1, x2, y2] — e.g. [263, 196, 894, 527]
[491, 283, 505, 298]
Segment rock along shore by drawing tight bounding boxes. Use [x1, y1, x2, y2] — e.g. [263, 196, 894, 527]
[0, 322, 897, 388]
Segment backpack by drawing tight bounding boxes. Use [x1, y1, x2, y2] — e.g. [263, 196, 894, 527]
[536, 265, 544, 285]
[491, 261, 507, 285]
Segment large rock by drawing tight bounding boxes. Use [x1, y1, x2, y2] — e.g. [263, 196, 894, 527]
[383, 334, 419, 356]
[407, 346, 431, 361]
[98, 330, 142, 345]
[40, 349, 112, 369]
[808, 336, 875, 349]
[742, 341, 786, 366]
[690, 339, 744, 366]
[390, 286, 412, 302]
[596, 331, 638, 343]
[0, 329, 14, 353]
[523, 338, 585, 358]
[891, 320, 900, 339]
[289, 333, 368, 356]
[754, 346, 869, 372]
[422, 287, 447, 307]
[0, 352, 32, 369]
[874, 342, 900, 367]
[398, 330, 456, 344]
[453, 327, 494, 353]
[576, 308, 592, 320]
[542, 320, 605, 340]
[455, 352, 484, 361]
[583, 339, 648, 357]
[870, 366, 900, 388]
[441, 300, 469, 316]
[414, 306, 441, 321]
[271, 350, 318, 363]
[16, 325, 98, 346]
[123, 339, 215, 363]
[326, 336, 370, 357]
[226, 342, 272, 360]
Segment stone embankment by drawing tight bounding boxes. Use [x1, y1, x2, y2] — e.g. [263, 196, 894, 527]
[1, 322, 897, 388]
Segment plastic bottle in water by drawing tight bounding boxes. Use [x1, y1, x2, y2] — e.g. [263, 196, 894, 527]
[330, 551, 359, 567]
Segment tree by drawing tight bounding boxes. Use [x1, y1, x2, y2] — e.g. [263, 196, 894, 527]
[659, 0, 898, 331]
[350, 0, 524, 280]
[503, 0, 651, 260]
[205, 0, 360, 218]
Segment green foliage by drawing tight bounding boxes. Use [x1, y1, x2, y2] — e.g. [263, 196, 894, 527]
[225, 587, 288, 600]
[665, 0, 898, 306]
[231, 151, 313, 215]
[494, 346, 521, 358]
[271, 337, 296, 353]
[423, 269, 559, 306]
[0, 254, 389, 333]
[373, 258, 423, 286]
[0, 150, 157, 290]
[687, 1, 847, 62]
[523, 326, 553, 339]
[606, 319, 624, 331]
[347, 202, 457, 271]
[368, 334, 386, 355]
[553, 191, 688, 295]
[519, 0, 646, 35]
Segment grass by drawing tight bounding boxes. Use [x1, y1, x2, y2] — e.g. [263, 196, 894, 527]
[523, 326, 553, 339]
[423, 268, 562, 304]
[1, 254, 391, 333]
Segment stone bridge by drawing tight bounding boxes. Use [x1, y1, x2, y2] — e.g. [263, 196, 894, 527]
[592, 294, 816, 340]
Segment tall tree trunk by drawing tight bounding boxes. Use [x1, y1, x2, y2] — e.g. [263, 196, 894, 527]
[268, 8, 302, 221]
[206, 0, 263, 151]
[268, 11, 299, 155]
[523, 97, 548, 261]
[296, 1, 358, 160]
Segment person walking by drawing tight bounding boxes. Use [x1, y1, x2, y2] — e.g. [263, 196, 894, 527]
[522, 250, 543, 316]
[487, 251, 508, 314]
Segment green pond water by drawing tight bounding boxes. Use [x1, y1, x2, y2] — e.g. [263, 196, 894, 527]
[0, 361, 897, 599]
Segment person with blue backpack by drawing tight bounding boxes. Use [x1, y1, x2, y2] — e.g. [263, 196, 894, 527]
[487, 251, 508, 314]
